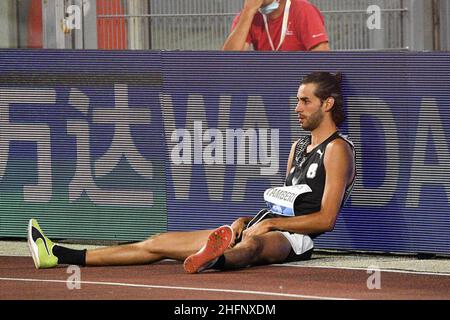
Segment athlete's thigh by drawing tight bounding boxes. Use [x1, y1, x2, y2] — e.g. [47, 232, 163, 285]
[251, 232, 292, 265]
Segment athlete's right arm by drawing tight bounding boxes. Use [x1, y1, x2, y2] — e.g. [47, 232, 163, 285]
[222, 0, 263, 51]
[285, 140, 299, 178]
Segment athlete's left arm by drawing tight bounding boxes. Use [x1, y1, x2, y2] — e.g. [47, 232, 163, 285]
[243, 139, 354, 238]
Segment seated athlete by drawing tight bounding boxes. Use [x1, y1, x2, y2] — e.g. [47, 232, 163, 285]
[27, 71, 356, 273]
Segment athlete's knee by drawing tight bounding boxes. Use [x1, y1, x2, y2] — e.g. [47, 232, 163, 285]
[140, 233, 164, 252]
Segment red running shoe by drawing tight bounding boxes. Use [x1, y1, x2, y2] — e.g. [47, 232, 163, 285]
[184, 225, 233, 274]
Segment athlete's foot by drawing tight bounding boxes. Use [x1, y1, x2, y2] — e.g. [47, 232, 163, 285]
[27, 219, 58, 269]
[183, 225, 233, 274]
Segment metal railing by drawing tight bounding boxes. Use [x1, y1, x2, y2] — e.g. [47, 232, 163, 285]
[2, 0, 448, 51]
[312, 0, 408, 50]
[95, 0, 409, 50]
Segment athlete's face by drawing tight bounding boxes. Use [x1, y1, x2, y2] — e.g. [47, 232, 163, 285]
[295, 83, 325, 131]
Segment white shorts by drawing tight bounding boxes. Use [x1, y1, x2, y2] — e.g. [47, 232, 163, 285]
[279, 232, 314, 255]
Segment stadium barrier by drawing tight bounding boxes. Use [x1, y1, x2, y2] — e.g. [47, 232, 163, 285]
[0, 50, 449, 254]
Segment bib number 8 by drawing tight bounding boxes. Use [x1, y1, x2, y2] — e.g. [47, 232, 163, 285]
[307, 163, 319, 179]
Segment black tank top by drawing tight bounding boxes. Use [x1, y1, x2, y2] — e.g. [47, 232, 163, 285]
[285, 131, 356, 216]
[245, 131, 356, 240]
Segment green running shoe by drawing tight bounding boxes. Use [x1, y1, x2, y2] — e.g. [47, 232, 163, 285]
[27, 219, 58, 269]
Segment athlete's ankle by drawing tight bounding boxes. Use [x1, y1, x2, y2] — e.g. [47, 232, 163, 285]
[210, 255, 226, 270]
[52, 245, 87, 266]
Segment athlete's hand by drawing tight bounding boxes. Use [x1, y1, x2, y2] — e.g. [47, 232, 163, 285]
[230, 217, 248, 247]
[242, 219, 272, 240]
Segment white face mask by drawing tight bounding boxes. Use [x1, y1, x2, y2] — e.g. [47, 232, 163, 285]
[259, 0, 280, 15]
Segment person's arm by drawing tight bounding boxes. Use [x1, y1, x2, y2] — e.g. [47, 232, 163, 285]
[222, 0, 264, 51]
[285, 140, 299, 178]
[310, 41, 330, 51]
[243, 139, 355, 237]
[298, 2, 330, 51]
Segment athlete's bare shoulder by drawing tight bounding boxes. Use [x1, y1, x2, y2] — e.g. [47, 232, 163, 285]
[324, 137, 355, 183]
[327, 137, 353, 155]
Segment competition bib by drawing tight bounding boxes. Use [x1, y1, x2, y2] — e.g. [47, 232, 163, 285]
[264, 184, 312, 216]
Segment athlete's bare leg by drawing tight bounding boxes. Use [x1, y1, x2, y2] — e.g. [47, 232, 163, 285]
[85, 229, 214, 266]
[222, 232, 293, 269]
[86, 229, 292, 270]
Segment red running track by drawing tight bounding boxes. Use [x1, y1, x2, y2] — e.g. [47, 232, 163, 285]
[0, 256, 449, 300]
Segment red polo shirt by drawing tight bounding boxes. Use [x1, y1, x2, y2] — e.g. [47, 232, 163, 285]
[231, 0, 329, 51]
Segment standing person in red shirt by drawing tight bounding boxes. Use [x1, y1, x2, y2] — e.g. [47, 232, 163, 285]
[223, 0, 330, 51]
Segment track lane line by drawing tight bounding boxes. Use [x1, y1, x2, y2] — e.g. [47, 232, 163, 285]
[274, 264, 450, 277]
[0, 277, 353, 300]
[2, 255, 449, 276]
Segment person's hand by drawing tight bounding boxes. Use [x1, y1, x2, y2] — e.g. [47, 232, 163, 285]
[242, 219, 272, 240]
[243, 0, 266, 12]
[230, 217, 248, 247]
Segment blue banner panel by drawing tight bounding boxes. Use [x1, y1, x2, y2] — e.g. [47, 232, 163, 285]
[1, 49, 449, 254]
[0, 50, 167, 241]
[161, 51, 450, 255]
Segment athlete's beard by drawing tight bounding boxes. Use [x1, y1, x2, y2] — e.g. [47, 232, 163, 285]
[302, 108, 324, 131]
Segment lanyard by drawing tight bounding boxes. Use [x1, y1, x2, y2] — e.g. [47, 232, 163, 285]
[262, 0, 291, 51]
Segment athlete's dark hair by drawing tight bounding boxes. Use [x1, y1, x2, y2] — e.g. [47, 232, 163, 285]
[301, 72, 345, 126]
